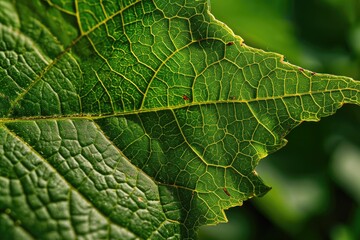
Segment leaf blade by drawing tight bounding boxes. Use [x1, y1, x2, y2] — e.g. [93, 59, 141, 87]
[1, 0, 360, 239]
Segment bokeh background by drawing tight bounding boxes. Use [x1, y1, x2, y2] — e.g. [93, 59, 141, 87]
[199, 0, 360, 239]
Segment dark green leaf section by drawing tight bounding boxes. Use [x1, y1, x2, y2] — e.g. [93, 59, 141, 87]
[0, 0, 79, 117]
[2, 120, 179, 239]
[1, 0, 360, 239]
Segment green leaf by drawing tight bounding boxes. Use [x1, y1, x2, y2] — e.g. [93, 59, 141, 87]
[1, 0, 359, 239]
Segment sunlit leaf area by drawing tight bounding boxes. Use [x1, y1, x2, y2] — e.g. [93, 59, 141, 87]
[201, 0, 360, 239]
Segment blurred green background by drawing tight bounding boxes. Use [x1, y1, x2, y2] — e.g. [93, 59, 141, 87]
[199, 0, 360, 239]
